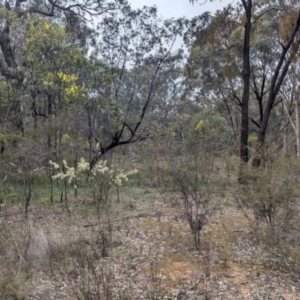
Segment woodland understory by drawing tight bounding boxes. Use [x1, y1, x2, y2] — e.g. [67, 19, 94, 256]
[2, 0, 300, 299]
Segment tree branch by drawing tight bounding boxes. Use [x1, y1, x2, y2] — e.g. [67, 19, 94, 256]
[251, 118, 260, 128]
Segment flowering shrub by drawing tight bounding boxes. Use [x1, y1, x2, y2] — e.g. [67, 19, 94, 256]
[50, 160, 76, 184]
[26, 17, 87, 103]
[44, 72, 87, 101]
[195, 119, 204, 132]
[49, 158, 138, 207]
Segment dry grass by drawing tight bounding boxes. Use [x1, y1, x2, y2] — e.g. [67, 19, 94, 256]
[0, 189, 300, 299]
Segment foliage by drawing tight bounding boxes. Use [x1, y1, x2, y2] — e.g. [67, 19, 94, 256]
[185, 1, 300, 164]
[144, 119, 217, 249]
[1, 0, 300, 295]
[236, 154, 300, 245]
[50, 157, 138, 216]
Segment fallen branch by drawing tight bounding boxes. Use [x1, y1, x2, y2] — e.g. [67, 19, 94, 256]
[0, 209, 32, 218]
[83, 212, 156, 227]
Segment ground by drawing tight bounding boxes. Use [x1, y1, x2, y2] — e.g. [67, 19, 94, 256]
[0, 187, 299, 299]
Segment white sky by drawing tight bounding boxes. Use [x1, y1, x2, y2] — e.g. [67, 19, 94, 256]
[129, 0, 237, 50]
[129, 0, 236, 20]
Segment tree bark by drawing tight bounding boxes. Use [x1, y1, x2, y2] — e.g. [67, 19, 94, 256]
[240, 0, 252, 164]
[254, 9, 300, 165]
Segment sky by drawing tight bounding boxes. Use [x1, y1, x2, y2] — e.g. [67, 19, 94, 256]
[128, 0, 236, 50]
[129, 0, 236, 20]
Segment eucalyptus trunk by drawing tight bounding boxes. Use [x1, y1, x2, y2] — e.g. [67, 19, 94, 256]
[240, 0, 252, 164]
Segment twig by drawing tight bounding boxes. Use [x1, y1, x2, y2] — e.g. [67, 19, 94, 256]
[83, 212, 156, 227]
[0, 209, 32, 217]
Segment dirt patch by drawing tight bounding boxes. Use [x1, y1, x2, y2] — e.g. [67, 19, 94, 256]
[158, 252, 199, 279]
[1, 191, 300, 299]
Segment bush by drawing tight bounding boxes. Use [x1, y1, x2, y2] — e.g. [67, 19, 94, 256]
[236, 156, 299, 240]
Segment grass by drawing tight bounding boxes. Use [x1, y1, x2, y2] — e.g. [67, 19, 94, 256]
[1, 173, 300, 299]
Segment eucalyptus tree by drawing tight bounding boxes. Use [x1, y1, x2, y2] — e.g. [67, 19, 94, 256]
[281, 59, 300, 158]
[188, 0, 300, 165]
[0, 0, 188, 171]
[87, 7, 186, 167]
[184, 8, 243, 143]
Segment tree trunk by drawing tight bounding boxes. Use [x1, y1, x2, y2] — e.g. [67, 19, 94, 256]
[254, 10, 300, 165]
[295, 97, 300, 159]
[240, 0, 252, 164]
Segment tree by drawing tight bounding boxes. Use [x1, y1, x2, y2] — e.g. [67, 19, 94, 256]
[281, 60, 300, 158]
[0, 0, 192, 215]
[87, 7, 185, 167]
[256, 7, 300, 156]
[0, 0, 128, 132]
[188, 0, 251, 165]
[184, 8, 242, 146]
[0, 0, 187, 172]
[188, 1, 300, 165]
